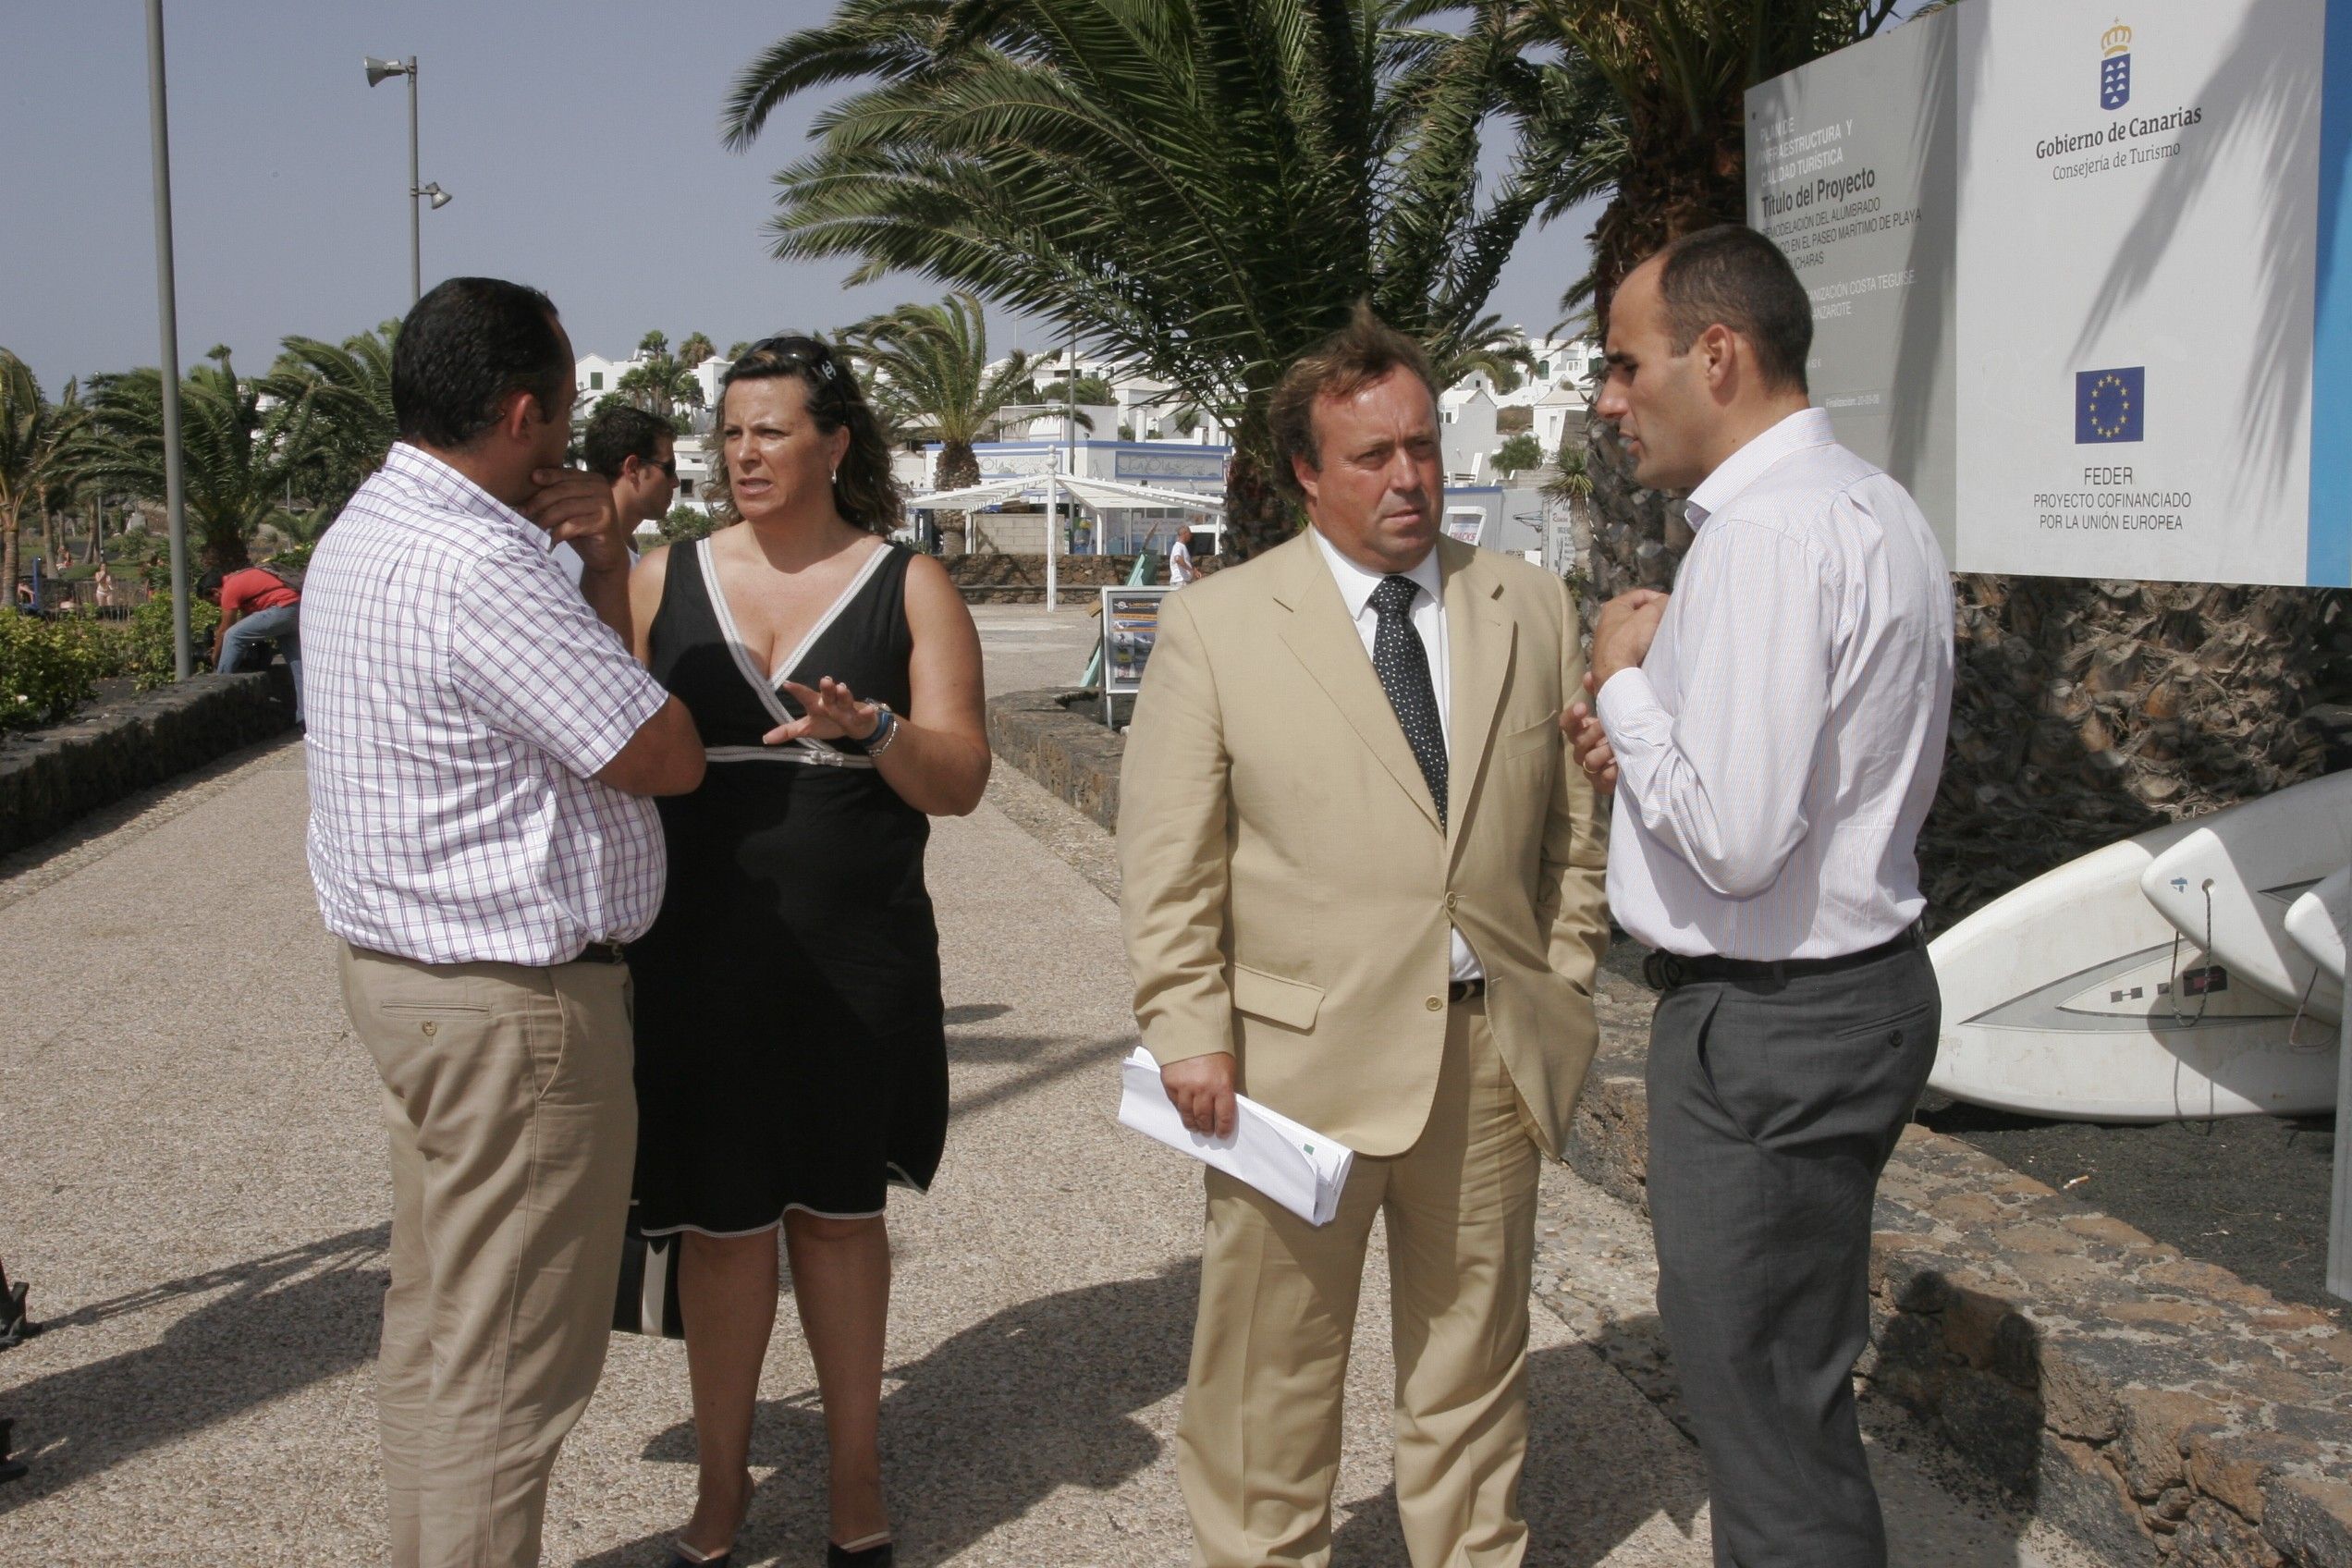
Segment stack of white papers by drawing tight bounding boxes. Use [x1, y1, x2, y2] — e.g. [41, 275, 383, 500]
[1117, 1047, 1355, 1225]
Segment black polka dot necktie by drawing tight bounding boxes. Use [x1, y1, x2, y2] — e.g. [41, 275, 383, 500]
[1370, 574, 1447, 827]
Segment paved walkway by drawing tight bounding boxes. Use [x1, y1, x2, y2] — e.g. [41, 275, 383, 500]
[0, 604, 2098, 1565]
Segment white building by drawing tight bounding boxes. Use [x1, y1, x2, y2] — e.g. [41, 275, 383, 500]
[1533, 377, 1591, 459]
[1439, 385, 1500, 487]
[573, 351, 727, 432]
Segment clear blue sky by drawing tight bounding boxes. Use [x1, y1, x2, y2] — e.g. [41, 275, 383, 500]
[1, 1, 1608, 393]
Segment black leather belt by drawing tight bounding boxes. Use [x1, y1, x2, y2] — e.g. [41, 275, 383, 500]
[1449, 978, 1486, 1004]
[571, 939, 628, 965]
[1641, 925, 1923, 993]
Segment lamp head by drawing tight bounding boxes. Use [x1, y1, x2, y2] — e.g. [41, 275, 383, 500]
[364, 55, 409, 87]
[421, 183, 453, 210]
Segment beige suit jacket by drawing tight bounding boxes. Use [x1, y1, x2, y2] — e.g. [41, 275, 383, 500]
[1118, 531, 1610, 1158]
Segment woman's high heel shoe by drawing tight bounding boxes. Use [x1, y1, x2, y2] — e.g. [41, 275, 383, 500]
[669, 1542, 732, 1568]
[825, 1532, 894, 1567]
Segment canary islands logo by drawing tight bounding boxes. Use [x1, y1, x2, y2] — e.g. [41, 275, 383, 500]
[2076, 367, 2144, 444]
[2101, 19, 2133, 111]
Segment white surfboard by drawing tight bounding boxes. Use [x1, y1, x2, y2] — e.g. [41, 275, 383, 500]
[1930, 823, 2338, 1123]
[2138, 772, 2352, 1026]
[2285, 864, 2351, 987]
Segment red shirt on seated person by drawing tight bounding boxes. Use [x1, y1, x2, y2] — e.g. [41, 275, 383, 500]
[217, 567, 299, 618]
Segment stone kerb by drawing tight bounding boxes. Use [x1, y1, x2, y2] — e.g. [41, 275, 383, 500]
[984, 689, 1122, 833]
[0, 670, 295, 858]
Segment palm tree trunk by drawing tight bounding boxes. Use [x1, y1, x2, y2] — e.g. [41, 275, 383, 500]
[1220, 407, 1290, 559]
[1, 506, 17, 606]
[937, 440, 979, 557]
[202, 516, 252, 573]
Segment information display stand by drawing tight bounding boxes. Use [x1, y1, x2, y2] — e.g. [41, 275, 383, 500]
[1099, 586, 1173, 727]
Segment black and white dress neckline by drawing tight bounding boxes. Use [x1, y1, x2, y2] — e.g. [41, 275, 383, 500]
[695, 535, 892, 767]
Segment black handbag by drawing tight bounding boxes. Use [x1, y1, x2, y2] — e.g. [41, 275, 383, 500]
[611, 1203, 686, 1339]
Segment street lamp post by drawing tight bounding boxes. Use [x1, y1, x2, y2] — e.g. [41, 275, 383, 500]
[145, 0, 191, 680]
[364, 55, 451, 306]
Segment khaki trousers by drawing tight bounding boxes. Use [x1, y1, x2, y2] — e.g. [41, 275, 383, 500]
[338, 943, 638, 1568]
[1177, 999, 1542, 1568]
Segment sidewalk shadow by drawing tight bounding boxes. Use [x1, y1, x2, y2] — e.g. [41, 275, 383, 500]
[0, 1225, 387, 1513]
[1327, 1340, 1710, 1567]
[1581, 1311, 2055, 1568]
[578, 1260, 1198, 1568]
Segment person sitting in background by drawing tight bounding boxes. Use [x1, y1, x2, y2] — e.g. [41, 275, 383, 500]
[201, 563, 304, 723]
[557, 402, 676, 587]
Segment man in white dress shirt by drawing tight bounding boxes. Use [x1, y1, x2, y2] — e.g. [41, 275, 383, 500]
[1568, 226, 1954, 1568]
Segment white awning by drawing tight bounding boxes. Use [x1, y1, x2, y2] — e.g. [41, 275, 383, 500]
[905, 472, 1225, 516]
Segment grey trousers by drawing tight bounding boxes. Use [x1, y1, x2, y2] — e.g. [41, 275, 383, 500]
[1644, 945, 1939, 1568]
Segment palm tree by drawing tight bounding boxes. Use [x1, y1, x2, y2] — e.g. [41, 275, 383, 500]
[0, 351, 85, 597]
[1436, 320, 1538, 396]
[1503, 1, 1900, 323]
[258, 320, 399, 521]
[725, 0, 1546, 555]
[841, 291, 1035, 555]
[1033, 372, 1115, 410]
[80, 355, 299, 571]
[612, 332, 707, 425]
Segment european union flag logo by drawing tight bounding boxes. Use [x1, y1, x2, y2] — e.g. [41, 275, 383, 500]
[2101, 50, 2131, 110]
[2076, 366, 2144, 443]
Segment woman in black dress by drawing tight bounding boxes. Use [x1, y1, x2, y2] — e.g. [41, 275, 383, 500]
[625, 337, 987, 1568]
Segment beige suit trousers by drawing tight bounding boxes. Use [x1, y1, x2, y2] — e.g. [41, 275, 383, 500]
[339, 943, 638, 1568]
[1177, 998, 1542, 1568]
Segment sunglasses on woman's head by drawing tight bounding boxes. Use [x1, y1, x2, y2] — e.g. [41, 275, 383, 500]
[740, 335, 844, 386]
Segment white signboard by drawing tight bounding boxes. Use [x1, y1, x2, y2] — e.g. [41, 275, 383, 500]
[1749, 0, 2352, 587]
[1100, 586, 1171, 695]
[1955, 0, 2327, 586]
[1748, 7, 1958, 557]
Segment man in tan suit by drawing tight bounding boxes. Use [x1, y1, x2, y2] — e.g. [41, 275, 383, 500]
[1119, 306, 1610, 1568]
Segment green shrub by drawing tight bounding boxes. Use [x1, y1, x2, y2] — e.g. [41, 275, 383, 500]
[124, 595, 219, 691]
[0, 613, 104, 732]
[659, 504, 721, 544]
[50, 616, 137, 681]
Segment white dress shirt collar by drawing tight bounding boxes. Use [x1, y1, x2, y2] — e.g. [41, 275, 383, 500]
[1308, 524, 1443, 614]
[1684, 407, 1838, 533]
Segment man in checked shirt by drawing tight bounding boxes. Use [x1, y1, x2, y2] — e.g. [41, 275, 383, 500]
[302, 276, 704, 1568]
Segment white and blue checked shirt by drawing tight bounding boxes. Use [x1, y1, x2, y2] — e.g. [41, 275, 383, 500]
[1596, 409, 1954, 962]
[302, 443, 672, 965]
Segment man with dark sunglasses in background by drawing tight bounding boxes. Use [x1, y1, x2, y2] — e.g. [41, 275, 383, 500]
[558, 401, 678, 587]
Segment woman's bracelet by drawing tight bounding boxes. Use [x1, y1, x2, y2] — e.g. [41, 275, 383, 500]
[864, 703, 901, 755]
